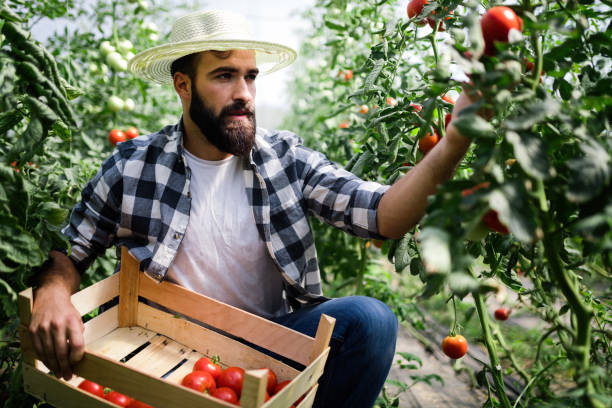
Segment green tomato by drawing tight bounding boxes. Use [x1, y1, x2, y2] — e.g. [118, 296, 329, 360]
[148, 33, 159, 42]
[137, 0, 149, 11]
[142, 22, 158, 32]
[106, 52, 127, 71]
[88, 62, 99, 73]
[99, 41, 115, 56]
[123, 98, 135, 112]
[108, 96, 124, 112]
[117, 39, 133, 55]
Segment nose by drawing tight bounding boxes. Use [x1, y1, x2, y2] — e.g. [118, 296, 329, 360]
[232, 77, 254, 104]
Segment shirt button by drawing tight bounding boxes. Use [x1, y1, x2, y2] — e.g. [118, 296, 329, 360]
[174, 232, 180, 239]
[187, 191, 191, 198]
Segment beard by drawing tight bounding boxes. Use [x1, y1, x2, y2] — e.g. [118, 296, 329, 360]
[189, 85, 256, 158]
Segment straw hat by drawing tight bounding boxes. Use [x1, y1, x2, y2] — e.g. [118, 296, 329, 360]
[128, 9, 297, 84]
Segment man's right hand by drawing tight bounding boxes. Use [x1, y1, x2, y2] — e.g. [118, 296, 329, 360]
[28, 251, 84, 380]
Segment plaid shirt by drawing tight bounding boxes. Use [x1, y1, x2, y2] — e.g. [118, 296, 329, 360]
[63, 120, 389, 307]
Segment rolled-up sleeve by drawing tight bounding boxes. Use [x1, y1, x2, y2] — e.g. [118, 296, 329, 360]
[297, 145, 390, 239]
[61, 152, 124, 274]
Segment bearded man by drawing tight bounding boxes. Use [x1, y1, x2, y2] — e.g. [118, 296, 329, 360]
[29, 9, 483, 408]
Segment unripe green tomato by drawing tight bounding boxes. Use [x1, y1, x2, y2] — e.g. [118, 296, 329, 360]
[88, 62, 99, 73]
[123, 98, 135, 112]
[106, 52, 128, 71]
[138, 0, 149, 11]
[108, 96, 125, 112]
[117, 39, 133, 55]
[142, 22, 158, 32]
[99, 41, 115, 56]
[100, 63, 109, 75]
[148, 33, 159, 42]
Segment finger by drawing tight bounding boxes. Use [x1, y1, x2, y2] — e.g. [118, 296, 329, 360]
[29, 323, 45, 363]
[39, 326, 61, 378]
[52, 324, 72, 381]
[67, 318, 85, 368]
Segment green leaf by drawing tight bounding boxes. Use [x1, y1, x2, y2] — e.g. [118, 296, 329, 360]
[453, 114, 495, 139]
[409, 257, 424, 277]
[351, 150, 375, 177]
[449, 273, 479, 298]
[0, 109, 23, 134]
[324, 18, 346, 31]
[365, 59, 385, 93]
[59, 77, 85, 100]
[489, 183, 537, 243]
[505, 95, 561, 130]
[394, 234, 411, 273]
[505, 131, 551, 180]
[419, 227, 451, 273]
[38, 202, 68, 226]
[566, 141, 611, 203]
[0, 214, 44, 267]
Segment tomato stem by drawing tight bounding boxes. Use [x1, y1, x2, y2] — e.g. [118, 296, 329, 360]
[450, 294, 457, 336]
[470, 268, 513, 408]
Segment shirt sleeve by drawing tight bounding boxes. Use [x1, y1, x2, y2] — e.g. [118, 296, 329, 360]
[61, 151, 124, 274]
[296, 143, 390, 239]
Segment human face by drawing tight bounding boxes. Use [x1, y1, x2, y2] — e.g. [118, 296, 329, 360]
[188, 50, 258, 157]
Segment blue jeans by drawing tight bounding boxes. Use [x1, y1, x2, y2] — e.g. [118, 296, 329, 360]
[271, 296, 398, 408]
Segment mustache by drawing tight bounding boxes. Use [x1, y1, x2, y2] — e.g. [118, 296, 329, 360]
[219, 101, 255, 118]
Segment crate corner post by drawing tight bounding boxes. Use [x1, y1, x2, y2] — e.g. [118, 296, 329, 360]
[118, 246, 140, 327]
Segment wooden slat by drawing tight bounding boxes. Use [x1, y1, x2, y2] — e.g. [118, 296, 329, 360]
[294, 383, 318, 408]
[139, 276, 315, 365]
[23, 363, 115, 408]
[87, 326, 157, 361]
[83, 304, 119, 345]
[119, 247, 140, 327]
[17, 288, 35, 364]
[241, 369, 269, 408]
[123, 335, 191, 377]
[73, 350, 236, 408]
[309, 314, 335, 364]
[262, 348, 329, 408]
[71, 273, 119, 317]
[137, 303, 300, 381]
[163, 349, 205, 384]
[18, 287, 33, 326]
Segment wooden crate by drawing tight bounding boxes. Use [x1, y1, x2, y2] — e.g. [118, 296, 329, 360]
[18, 247, 335, 408]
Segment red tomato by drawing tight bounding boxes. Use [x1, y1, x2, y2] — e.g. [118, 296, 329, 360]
[418, 131, 440, 154]
[273, 380, 290, 395]
[442, 334, 468, 359]
[410, 103, 422, 112]
[108, 129, 127, 146]
[407, 0, 428, 25]
[339, 122, 349, 129]
[126, 400, 154, 408]
[494, 307, 511, 321]
[181, 371, 216, 393]
[343, 69, 353, 81]
[211, 387, 239, 405]
[104, 391, 133, 407]
[260, 368, 277, 395]
[386, 96, 397, 106]
[125, 127, 139, 139]
[444, 113, 452, 130]
[77, 379, 105, 398]
[461, 182, 490, 197]
[217, 367, 245, 396]
[441, 94, 455, 104]
[481, 6, 523, 56]
[482, 210, 509, 235]
[359, 104, 369, 114]
[193, 357, 222, 380]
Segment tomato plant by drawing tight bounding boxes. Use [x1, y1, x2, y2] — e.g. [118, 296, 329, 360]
[284, 1, 612, 407]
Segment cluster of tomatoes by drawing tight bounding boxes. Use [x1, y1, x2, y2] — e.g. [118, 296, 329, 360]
[77, 379, 152, 407]
[180, 357, 304, 407]
[108, 127, 139, 146]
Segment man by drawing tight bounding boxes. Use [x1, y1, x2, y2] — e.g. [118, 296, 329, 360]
[29, 9, 478, 408]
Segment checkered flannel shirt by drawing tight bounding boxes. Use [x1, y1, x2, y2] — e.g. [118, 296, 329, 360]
[62, 120, 390, 308]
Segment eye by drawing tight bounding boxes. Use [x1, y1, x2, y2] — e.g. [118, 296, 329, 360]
[217, 73, 232, 79]
[246, 73, 258, 81]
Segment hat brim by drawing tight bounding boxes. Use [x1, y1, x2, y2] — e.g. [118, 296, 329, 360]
[128, 39, 297, 84]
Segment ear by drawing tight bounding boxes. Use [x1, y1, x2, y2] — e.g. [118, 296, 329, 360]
[173, 72, 191, 103]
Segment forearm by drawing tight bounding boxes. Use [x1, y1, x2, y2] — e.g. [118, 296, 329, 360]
[35, 250, 81, 296]
[377, 124, 471, 239]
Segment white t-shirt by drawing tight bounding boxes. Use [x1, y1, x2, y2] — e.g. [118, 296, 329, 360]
[166, 150, 288, 318]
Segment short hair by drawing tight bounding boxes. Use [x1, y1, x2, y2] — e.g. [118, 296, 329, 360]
[170, 50, 233, 80]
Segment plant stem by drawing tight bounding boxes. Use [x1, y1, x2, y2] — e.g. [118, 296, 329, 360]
[494, 328, 530, 385]
[470, 269, 513, 408]
[512, 356, 563, 408]
[541, 214, 603, 408]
